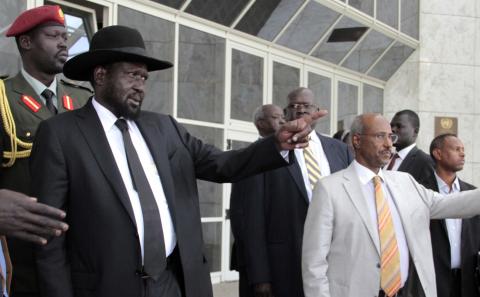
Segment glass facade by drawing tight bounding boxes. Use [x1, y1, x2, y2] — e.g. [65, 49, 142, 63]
[231, 49, 264, 122]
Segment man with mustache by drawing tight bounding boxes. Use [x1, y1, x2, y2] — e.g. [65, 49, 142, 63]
[302, 113, 480, 297]
[426, 134, 480, 297]
[29, 25, 323, 297]
[1, 5, 91, 297]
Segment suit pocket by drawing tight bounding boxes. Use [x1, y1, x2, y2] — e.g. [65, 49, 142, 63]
[72, 271, 98, 290]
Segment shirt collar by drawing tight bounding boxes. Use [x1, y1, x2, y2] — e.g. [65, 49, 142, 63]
[21, 68, 57, 97]
[434, 171, 460, 194]
[353, 160, 385, 186]
[92, 98, 123, 134]
[396, 143, 416, 160]
[309, 130, 321, 145]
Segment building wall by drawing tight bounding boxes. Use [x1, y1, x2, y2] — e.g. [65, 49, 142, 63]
[384, 0, 480, 185]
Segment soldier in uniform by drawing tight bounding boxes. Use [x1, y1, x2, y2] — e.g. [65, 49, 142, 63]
[0, 5, 91, 297]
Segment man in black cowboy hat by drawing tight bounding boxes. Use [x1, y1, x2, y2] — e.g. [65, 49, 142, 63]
[29, 25, 323, 297]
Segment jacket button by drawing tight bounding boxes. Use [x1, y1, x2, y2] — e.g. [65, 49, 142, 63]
[376, 263, 381, 268]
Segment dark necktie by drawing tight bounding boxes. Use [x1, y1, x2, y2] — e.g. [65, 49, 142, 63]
[41, 89, 57, 114]
[386, 153, 400, 170]
[115, 119, 166, 280]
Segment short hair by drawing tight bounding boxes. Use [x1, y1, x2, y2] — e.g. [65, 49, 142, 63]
[333, 129, 345, 140]
[429, 133, 457, 162]
[287, 87, 310, 102]
[350, 115, 366, 136]
[394, 109, 420, 129]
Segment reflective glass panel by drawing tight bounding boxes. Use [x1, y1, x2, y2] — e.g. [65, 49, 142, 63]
[65, 14, 89, 58]
[182, 124, 224, 218]
[272, 62, 300, 109]
[231, 49, 264, 122]
[151, 0, 186, 9]
[349, 0, 374, 16]
[312, 16, 364, 65]
[235, 0, 304, 42]
[0, 1, 26, 77]
[201, 222, 222, 272]
[377, 0, 398, 29]
[185, 0, 251, 26]
[368, 42, 415, 81]
[401, 0, 419, 39]
[119, 6, 175, 115]
[363, 84, 384, 114]
[337, 81, 358, 131]
[308, 72, 331, 134]
[276, 2, 340, 53]
[342, 30, 394, 73]
[178, 25, 225, 123]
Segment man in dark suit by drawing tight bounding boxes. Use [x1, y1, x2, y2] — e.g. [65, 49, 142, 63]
[387, 109, 434, 186]
[1, 6, 91, 297]
[29, 25, 322, 297]
[426, 133, 480, 297]
[235, 87, 352, 297]
[230, 104, 285, 297]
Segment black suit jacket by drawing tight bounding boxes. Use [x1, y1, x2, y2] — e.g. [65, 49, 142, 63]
[426, 176, 480, 297]
[397, 146, 434, 186]
[30, 101, 289, 297]
[230, 134, 352, 297]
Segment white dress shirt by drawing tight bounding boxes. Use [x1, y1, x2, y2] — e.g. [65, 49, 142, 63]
[435, 172, 462, 269]
[294, 131, 331, 201]
[353, 160, 409, 286]
[386, 143, 416, 171]
[21, 68, 58, 108]
[92, 99, 176, 261]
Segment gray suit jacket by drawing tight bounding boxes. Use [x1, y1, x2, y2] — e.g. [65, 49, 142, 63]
[302, 163, 480, 297]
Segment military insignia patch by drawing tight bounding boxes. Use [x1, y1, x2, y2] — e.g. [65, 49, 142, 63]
[63, 95, 74, 110]
[21, 95, 41, 113]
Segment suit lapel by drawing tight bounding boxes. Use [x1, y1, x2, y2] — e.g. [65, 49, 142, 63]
[135, 116, 177, 227]
[75, 101, 137, 227]
[319, 133, 339, 172]
[398, 146, 417, 172]
[11, 74, 53, 120]
[287, 156, 309, 204]
[384, 173, 419, 255]
[343, 166, 380, 255]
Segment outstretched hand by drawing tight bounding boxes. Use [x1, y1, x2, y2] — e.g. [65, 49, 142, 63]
[275, 110, 328, 150]
[0, 189, 68, 245]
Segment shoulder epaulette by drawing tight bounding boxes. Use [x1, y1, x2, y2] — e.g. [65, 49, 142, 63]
[60, 78, 93, 93]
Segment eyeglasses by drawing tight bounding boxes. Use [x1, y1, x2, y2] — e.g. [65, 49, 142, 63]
[286, 103, 318, 110]
[359, 133, 398, 144]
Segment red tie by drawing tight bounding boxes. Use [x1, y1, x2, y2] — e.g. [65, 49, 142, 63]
[386, 153, 399, 170]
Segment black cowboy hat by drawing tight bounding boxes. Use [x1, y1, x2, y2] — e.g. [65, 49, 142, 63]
[63, 25, 172, 81]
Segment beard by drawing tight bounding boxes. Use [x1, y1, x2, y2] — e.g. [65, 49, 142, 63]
[102, 79, 143, 120]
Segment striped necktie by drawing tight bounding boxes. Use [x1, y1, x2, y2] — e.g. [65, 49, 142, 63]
[373, 176, 401, 297]
[303, 146, 322, 190]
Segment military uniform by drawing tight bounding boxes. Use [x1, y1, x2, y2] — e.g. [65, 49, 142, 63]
[0, 73, 91, 296]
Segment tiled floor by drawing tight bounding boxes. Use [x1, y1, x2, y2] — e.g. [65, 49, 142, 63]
[213, 281, 238, 297]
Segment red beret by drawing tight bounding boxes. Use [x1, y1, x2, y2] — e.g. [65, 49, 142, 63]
[6, 5, 65, 37]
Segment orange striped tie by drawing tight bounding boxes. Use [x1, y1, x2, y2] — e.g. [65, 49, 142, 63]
[303, 147, 322, 190]
[373, 176, 401, 297]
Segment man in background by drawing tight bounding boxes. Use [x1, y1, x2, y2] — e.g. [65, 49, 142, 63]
[230, 104, 285, 297]
[1, 5, 91, 296]
[237, 87, 352, 297]
[427, 134, 480, 297]
[387, 110, 434, 186]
